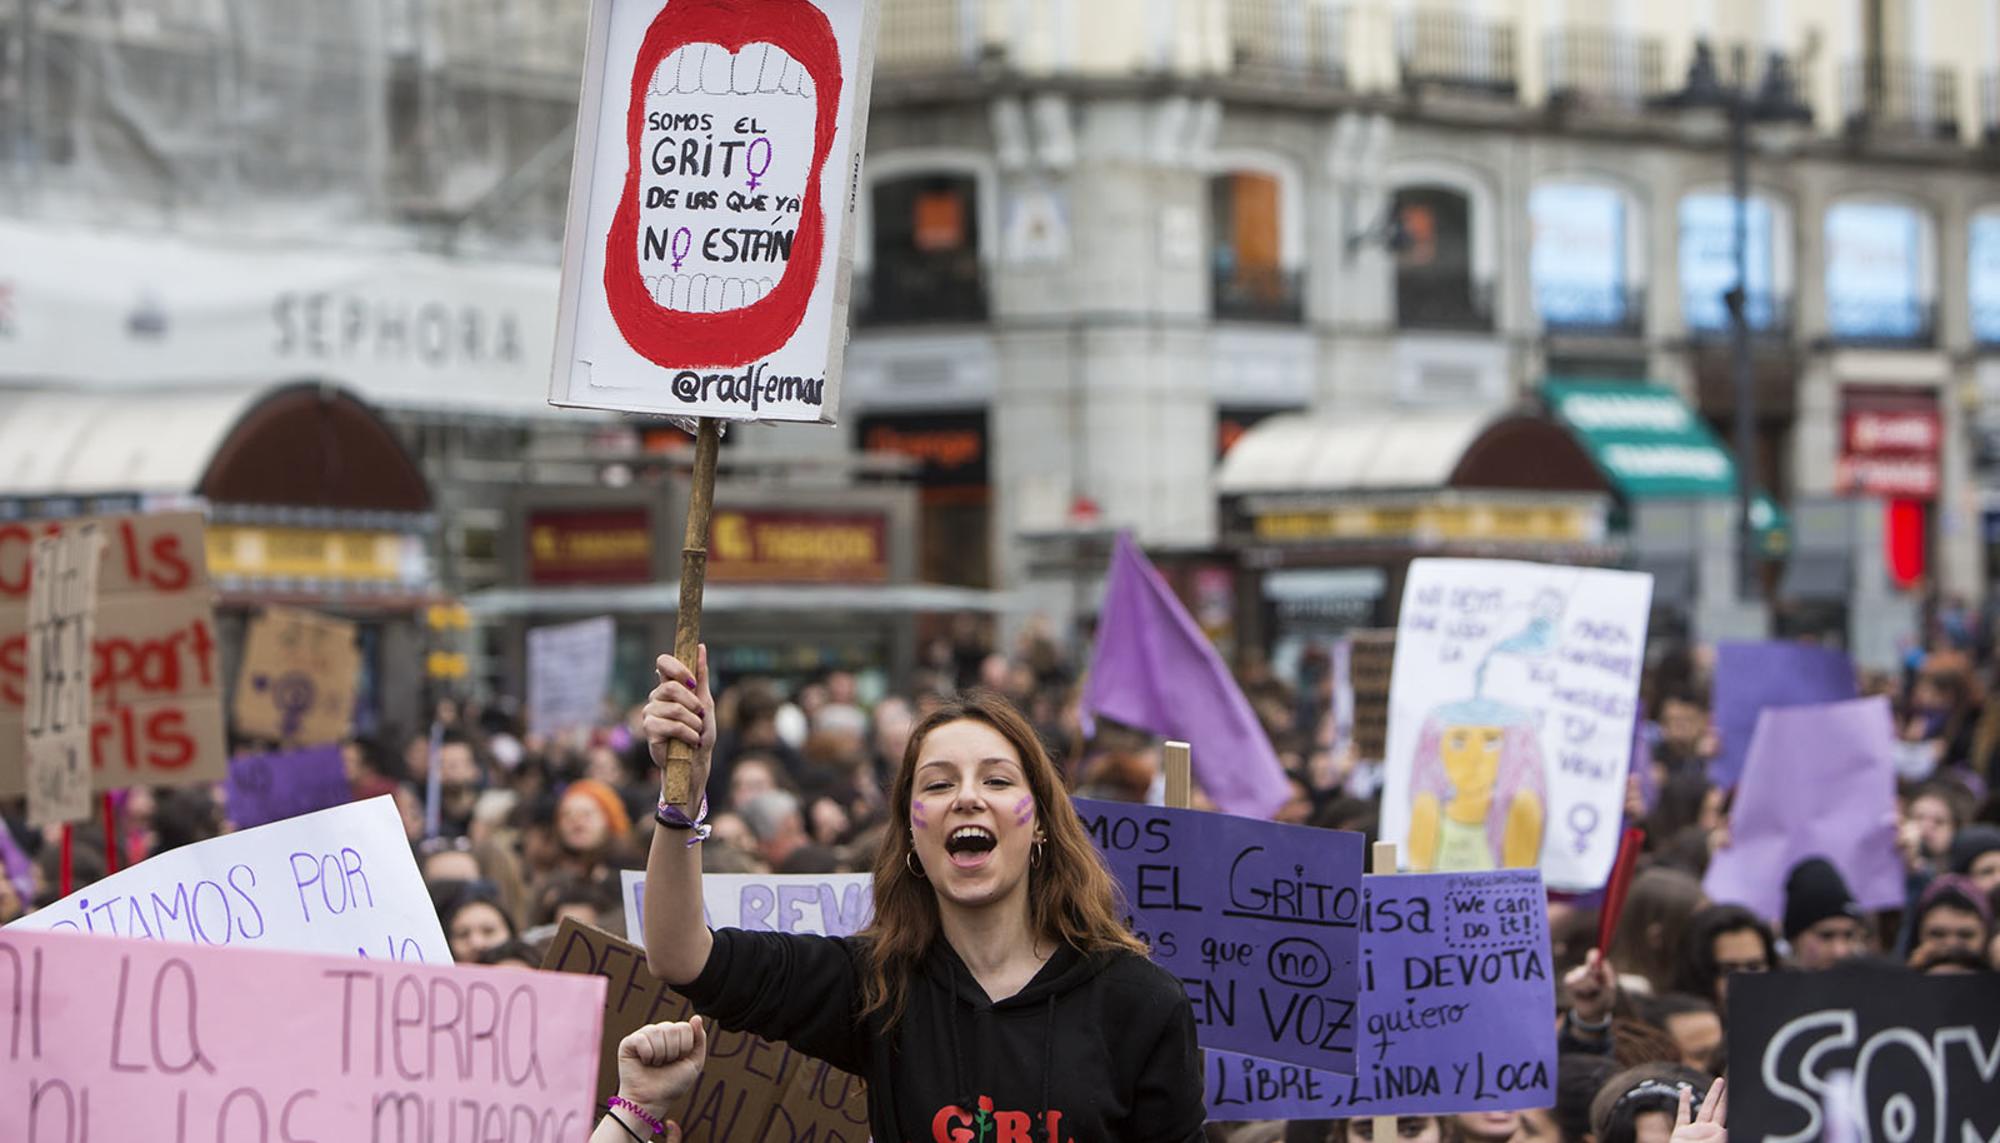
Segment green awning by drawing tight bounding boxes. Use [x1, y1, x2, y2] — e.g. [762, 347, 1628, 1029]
[1543, 380, 1736, 500]
[1544, 379, 1790, 558]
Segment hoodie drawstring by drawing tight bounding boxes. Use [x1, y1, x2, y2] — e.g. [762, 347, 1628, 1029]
[1036, 994, 1056, 1143]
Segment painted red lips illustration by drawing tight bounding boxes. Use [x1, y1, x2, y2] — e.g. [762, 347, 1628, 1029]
[605, 0, 843, 370]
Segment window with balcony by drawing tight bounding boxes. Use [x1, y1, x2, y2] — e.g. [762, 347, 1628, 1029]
[1971, 211, 2000, 349]
[1678, 191, 1790, 335]
[1210, 170, 1303, 323]
[860, 173, 987, 326]
[1531, 180, 1640, 335]
[1825, 199, 1935, 347]
[1395, 185, 1490, 331]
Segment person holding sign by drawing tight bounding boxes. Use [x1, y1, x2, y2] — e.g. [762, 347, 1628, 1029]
[592, 1017, 709, 1143]
[640, 646, 1205, 1143]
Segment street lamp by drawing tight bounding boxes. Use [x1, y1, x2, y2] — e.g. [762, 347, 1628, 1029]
[1659, 42, 1813, 603]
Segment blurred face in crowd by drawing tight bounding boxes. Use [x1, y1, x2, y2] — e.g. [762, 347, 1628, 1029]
[1709, 927, 1771, 1003]
[1917, 904, 1987, 959]
[448, 901, 511, 963]
[438, 742, 480, 786]
[586, 746, 625, 787]
[709, 811, 755, 853]
[875, 699, 915, 763]
[1348, 1118, 1443, 1143]
[1509, 1108, 1556, 1142]
[809, 796, 850, 844]
[1631, 1109, 1675, 1143]
[1455, 1111, 1520, 1143]
[552, 900, 602, 931]
[730, 759, 779, 810]
[1970, 850, 2000, 894]
[422, 849, 480, 884]
[1658, 698, 1708, 754]
[1441, 726, 1504, 809]
[1664, 1009, 1723, 1070]
[1906, 794, 1955, 858]
[557, 793, 611, 854]
[1792, 915, 1866, 970]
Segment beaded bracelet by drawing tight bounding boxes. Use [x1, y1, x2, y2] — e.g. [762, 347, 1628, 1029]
[655, 793, 712, 848]
[609, 1095, 667, 1137]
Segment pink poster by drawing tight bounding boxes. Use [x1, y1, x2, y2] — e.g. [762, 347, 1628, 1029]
[2, 928, 606, 1139]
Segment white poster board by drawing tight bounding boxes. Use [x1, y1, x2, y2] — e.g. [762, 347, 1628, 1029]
[7, 795, 451, 963]
[23, 528, 104, 827]
[527, 615, 618, 735]
[550, 0, 881, 423]
[620, 869, 873, 944]
[1380, 559, 1653, 891]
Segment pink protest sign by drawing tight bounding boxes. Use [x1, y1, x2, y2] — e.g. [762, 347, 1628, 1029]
[2, 928, 607, 1139]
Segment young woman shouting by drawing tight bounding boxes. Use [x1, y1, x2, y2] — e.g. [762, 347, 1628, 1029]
[641, 647, 1204, 1143]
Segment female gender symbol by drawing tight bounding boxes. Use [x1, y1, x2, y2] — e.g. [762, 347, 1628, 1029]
[745, 138, 773, 191]
[670, 227, 693, 271]
[1567, 803, 1600, 855]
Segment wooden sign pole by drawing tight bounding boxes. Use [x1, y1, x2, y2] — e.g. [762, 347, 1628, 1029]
[662, 418, 722, 810]
[1371, 840, 1398, 1143]
[1163, 740, 1191, 811]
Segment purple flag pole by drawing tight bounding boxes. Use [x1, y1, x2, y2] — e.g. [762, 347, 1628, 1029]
[1080, 532, 1290, 819]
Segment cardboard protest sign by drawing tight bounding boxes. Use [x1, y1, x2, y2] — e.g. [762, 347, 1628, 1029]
[1726, 966, 2000, 1143]
[1702, 696, 1903, 923]
[231, 605, 361, 746]
[544, 919, 871, 1142]
[23, 527, 104, 827]
[1076, 798, 1365, 1073]
[1709, 640, 1856, 788]
[527, 615, 617, 735]
[550, 0, 881, 423]
[6, 795, 450, 963]
[224, 744, 353, 829]
[0, 927, 604, 1139]
[1381, 559, 1653, 891]
[1206, 870, 1557, 1119]
[0, 512, 226, 798]
[620, 869, 874, 944]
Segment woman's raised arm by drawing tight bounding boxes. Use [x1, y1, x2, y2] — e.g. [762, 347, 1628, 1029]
[642, 645, 716, 984]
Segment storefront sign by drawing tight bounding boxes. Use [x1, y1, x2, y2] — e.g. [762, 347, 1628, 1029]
[709, 509, 888, 583]
[525, 508, 655, 586]
[1249, 502, 1602, 546]
[857, 411, 989, 486]
[0, 512, 227, 798]
[1836, 386, 1940, 501]
[206, 525, 423, 587]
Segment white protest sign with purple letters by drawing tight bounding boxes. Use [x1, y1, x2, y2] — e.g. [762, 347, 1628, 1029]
[621, 869, 873, 944]
[1381, 559, 1653, 892]
[5, 795, 449, 963]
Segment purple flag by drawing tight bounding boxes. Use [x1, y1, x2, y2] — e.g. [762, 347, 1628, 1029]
[224, 744, 352, 830]
[1081, 532, 1290, 819]
[1710, 641, 1857, 788]
[1702, 696, 1903, 923]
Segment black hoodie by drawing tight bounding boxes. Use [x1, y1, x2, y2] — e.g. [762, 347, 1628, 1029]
[679, 926, 1206, 1143]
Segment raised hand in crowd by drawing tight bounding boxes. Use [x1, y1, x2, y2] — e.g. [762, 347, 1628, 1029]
[1563, 947, 1618, 1043]
[593, 1017, 709, 1143]
[1669, 1078, 1727, 1143]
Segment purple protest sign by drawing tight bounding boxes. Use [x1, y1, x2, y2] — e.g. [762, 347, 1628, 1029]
[224, 743, 351, 829]
[1076, 798, 1364, 1073]
[1703, 696, 1903, 923]
[1206, 869, 1557, 1119]
[1710, 641, 1856, 788]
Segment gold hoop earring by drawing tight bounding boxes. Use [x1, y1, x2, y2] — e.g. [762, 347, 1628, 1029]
[906, 850, 926, 879]
[1031, 841, 1044, 867]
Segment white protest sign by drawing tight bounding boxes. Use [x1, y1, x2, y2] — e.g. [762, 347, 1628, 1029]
[550, 0, 881, 423]
[621, 869, 873, 944]
[1380, 559, 1653, 891]
[23, 527, 104, 828]
[526, 615, 617, 735]
[6, 795, 451, 963]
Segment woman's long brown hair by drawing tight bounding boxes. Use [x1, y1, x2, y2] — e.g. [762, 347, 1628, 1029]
[856, 689, 1146, 1031]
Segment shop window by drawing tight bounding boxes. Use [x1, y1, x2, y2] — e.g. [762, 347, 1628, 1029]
[1530, 181, 1637, 334]
[1678, 191, 1788, 335]
[860, 173, 986, 326]
[1973, 211, 2000, 349]
[1824, 200, 1934, 346]
[1210, 171, 1302, 323]
[1394, 185, 1489, 331]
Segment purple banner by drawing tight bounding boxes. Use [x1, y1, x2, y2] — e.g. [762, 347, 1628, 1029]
[1710, 641, 1856, 788]
[1076, 798, 1363, 1073]
[224, 744, 351, 829]
[1207, 870, 1557, 1119]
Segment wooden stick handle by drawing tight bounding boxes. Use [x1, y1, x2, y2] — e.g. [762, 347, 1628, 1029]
[662, 418, 722, 811]
[1163, 741, 1191, 810]
[1371, 840, 1397, 1142]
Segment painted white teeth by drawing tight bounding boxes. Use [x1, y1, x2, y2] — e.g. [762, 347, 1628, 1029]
[654, 43, 813, 97]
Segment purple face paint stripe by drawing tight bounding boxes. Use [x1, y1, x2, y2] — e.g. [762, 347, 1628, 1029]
[910, 801, 929, 829]
[1014, 795, 1034, 826]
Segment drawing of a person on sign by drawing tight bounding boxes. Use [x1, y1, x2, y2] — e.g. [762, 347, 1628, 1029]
[1406, 591, 1560, 871]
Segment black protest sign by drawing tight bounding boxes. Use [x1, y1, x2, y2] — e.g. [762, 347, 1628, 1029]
[1726, 967, 2000, 1143]
[542, 919, 871, 1142]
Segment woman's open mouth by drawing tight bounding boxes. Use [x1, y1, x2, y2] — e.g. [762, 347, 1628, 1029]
[945, 825, 997, 870]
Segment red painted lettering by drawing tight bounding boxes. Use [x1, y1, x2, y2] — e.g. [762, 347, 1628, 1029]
[931, 1106, 974, 1143]
[147, 708, 196, 770]
[118, 519, 143, 582]
[0, 632, 22, 704]
[148, 533, 192, 591]
[993, 1110, 1033, 1143]
[0, 523, 31, 594]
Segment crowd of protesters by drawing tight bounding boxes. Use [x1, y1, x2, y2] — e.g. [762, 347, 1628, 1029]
[4, 605, 1999, 1142]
